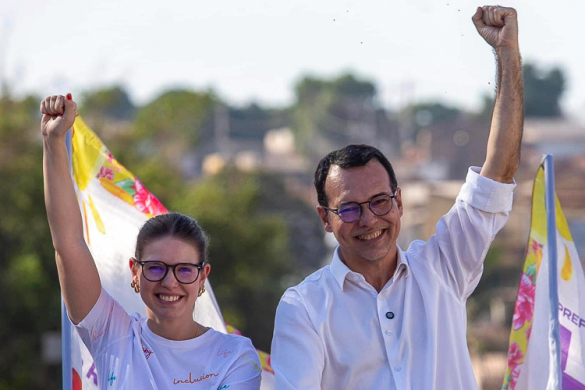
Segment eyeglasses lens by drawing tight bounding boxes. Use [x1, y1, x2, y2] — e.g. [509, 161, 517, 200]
[175, 265, 198, 283]
[338, 204, 361, 223]
[144, 262, 166, 281]
[370, 195, 392, 215]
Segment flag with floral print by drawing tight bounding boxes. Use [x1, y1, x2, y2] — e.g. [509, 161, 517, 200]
[502, 164, 585, 389]
[67, 116, 274, 389]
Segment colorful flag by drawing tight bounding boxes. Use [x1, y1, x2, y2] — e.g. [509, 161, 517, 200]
[503, 158, 585, 389]
[66, 116, 274, 389]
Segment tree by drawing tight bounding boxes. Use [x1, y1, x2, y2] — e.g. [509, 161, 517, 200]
[407, 102, 461, 140]
[0, 94, 62, 389]
[523, 63, 565, 117]
[80, 86, 135, 121]
[133, 90, 215, 146]
[478, 63, 566, 119]
[292, 73, 379, 162]
[129, 90, 216, 172]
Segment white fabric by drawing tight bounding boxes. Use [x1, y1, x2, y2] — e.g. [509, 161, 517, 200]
[75, 288, 262, 390]
[271, 167, 515, 390]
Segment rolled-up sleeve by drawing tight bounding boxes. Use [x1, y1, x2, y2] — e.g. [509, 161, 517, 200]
[458, 167, 515, 213]
[271, 290, 324, 390]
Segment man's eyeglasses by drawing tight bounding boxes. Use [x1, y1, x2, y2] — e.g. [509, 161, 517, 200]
[323, 192, 397, 223]
[133, 259, 205, 284]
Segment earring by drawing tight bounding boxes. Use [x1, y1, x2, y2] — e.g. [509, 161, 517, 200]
[131, 280, 140, 293]
[198, 286, 206, 297]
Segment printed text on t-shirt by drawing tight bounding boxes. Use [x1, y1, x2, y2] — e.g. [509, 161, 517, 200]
[173, 372, 219, 385]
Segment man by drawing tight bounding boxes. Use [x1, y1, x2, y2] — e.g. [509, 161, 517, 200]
[271, 5, 523, 389]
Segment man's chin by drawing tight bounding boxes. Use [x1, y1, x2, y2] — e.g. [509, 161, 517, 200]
[356, 248, 392, 263]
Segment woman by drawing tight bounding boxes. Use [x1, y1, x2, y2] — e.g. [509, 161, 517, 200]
[42, 94, 262, 389]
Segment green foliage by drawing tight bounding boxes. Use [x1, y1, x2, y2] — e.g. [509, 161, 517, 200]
[80, 86, 136, 121]
[0, 94, 61, 389]
[228, 103, 286, 140]
[524, 63, 565, 117]
[294, 73, 376, 102]
[133, 90, 215, 147]
[121, 153, 188, 209]
[331, 74, 376, 98]
[129, 90, 216, 171]
[478, 62, 566, 118]
[411, 102, 460, 125]
[405, 102, 461, 141]
[292, 73, 377, 160]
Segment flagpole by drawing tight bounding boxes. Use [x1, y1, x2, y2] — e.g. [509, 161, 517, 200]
[62, 128, 73, 390]
[543, 154, 562, 388]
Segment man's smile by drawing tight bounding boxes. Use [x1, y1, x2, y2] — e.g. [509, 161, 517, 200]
[356, 229, 386, 241]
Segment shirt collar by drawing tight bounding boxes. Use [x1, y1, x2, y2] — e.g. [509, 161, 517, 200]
[330, 246, 410, 292]
[330, 247, 352, 291]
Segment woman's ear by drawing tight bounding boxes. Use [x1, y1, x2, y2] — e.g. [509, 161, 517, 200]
[200, 263, 211, 285]
[129, 257, 139, 280]
[197, 263, 210, 292]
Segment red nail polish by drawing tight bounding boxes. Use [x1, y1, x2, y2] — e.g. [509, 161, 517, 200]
[66, 93, 72, 100]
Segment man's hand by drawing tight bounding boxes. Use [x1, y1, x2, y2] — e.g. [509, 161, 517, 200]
[40, 94, 77, 139]
[472, 6, 519, 51]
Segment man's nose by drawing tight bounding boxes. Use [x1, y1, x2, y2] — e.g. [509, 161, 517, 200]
[358, 204, 377, 226]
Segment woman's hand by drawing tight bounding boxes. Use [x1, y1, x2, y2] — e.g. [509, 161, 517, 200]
[40, 94, 77, 139]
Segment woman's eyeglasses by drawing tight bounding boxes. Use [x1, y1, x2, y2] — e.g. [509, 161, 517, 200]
[134, 259, 204, 284]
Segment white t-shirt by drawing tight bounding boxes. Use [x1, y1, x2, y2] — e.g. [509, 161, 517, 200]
[75, 288, 262, 390]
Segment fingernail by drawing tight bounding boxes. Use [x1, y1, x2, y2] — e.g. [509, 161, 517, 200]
[66, 93, 72, 101]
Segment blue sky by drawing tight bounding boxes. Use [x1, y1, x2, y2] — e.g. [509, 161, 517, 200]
[2, 0, 584, 119]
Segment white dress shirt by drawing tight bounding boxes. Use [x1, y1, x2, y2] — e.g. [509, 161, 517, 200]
[271, 167, 515, 390]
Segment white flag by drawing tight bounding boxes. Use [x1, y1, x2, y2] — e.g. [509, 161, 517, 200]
[503, 161, 585, 389]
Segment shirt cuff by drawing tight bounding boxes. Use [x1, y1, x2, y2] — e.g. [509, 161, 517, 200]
[457, 166, 516, 213]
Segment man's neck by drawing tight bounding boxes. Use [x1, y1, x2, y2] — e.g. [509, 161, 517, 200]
[339, 246, 398, 293]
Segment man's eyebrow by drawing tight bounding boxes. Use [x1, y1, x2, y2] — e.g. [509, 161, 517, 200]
[338, 191, 393, 205]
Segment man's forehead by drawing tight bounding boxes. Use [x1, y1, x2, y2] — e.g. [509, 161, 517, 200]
[325, 161, 392, 203]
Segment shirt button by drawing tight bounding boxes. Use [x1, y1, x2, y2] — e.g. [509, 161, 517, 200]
[386, 311, 395, 319]
[394, 365, 402, 372]
[385, 330, 392, 336]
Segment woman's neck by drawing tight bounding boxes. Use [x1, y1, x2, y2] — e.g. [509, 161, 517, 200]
[146, 317, 202, 341]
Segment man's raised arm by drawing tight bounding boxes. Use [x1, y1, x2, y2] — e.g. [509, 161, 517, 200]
[473, 6, 524, 184]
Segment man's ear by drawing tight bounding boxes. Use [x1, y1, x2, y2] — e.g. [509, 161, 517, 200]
[396, 188, 403, 217]
[317, 206, 333, 233]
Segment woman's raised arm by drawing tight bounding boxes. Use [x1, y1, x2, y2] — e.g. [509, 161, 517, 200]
[42, 94, 101, 324]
